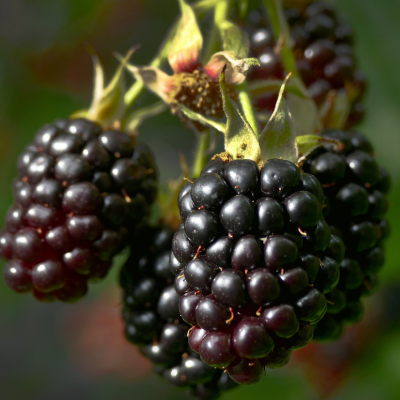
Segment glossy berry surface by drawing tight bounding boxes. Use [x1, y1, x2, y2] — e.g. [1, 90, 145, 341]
[173, 157, 336, 382]
[120, 225, 237, 398]
[1, 118, 157, 302]
[244, 1, 366, 127]
[303, 128, 390, 339]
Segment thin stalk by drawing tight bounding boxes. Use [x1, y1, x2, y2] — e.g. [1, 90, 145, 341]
[192, 132, 210, 178]
[124, 34, 172, 110]
[203, 0, 231, 62]
[236, 81, 260, 137]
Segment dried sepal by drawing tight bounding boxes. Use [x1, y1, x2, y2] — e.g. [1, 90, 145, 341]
[259, 72, 299, 164]
[168, 0, 203, 73]
[125, 64, 174, 103]
[83, 48, 136, 127]
[220, 65, 260, 161]
[205, 51, 259, 85]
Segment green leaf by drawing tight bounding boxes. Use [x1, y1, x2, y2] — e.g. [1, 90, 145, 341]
[177, 104, 226, 133]
[124, 101, 168, 132]
[259, 72, 299, 164]
[219, 66, 261, 161]
[263, 1, 302, 81]
[297, 134, 340, 161]
[218, 19, 249, 59]
[168, 0, 203, 73]
[248, 78, 307, 98]
[288, 93, 322, 136]
[263, 0, 290, 43]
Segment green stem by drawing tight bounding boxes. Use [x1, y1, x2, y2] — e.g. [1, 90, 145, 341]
[124, 33, 171, 111]
[236, 81, 260, 137]
[192, 132, 210, 178]
[263, 0, 281, 40]
[203, 0, 231, 62]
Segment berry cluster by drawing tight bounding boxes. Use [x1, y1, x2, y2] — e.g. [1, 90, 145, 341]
[0, 118, 157, 302]
[120, 225, 237, 400]
[244, 1, 366, 127]
[303, 129, 390, 340]
[171, 157, 345, 384]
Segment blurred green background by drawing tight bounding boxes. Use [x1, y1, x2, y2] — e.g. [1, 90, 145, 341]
[0, 0, 400, 399]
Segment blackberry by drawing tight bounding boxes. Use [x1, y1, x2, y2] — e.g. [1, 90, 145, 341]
[172, 158, 341, 384]
[243, 2, 366, 126]
[0, 118, 157, 302]
[302, 129, 390, 340]
[120, 225, 237, 399]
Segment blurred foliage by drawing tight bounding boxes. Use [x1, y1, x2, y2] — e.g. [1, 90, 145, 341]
[0, 0, 399, 399]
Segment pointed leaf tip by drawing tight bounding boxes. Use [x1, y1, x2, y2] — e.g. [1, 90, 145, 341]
[259, 72, 299, 164]
[219, 67, 260, 161]
[86, 49, 136, 126]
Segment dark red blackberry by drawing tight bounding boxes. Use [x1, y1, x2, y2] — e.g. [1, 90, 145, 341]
[1, 118, 157, 302]
[172, 158, 340, 384]
[243, 2, 366, 125]
[120, 225, 237, 399]
[302, 129, 390, 340]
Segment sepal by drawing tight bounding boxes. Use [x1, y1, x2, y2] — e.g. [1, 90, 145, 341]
[259, 72, 299, 164]
[81, 49, 136, 127]
[219, 65, 261, 161]
[168, 0, 203, 73]
[205, 51, 259, 85]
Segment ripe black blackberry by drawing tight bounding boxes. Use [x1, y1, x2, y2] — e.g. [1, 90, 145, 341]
[120, 224, 237, 399]
[244, 1, 366, 126]
[302, 128, 390, 341]
[0, 118, 157, 302]
[172, 157, 343, 384]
